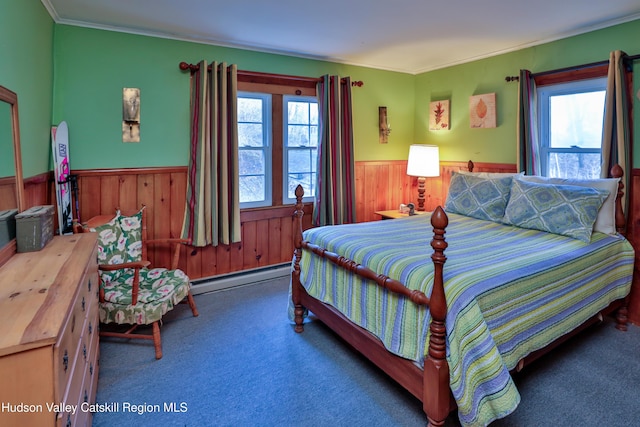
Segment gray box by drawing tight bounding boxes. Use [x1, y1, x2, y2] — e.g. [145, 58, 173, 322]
[0, 209, 18, 247]
[16, 205, 55, 252]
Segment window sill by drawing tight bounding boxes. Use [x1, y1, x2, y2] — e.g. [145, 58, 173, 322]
[240, 202, 313, 222]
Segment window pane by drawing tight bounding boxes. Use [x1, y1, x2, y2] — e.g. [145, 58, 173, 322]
[287, 125, 311, 147]
[288, 102, 310, 124]
[237, 98, 263, 122]
[239, 176, 265, 203]
[288, 149, 314, 173]
[549, 91, 605, 149]
[547, 152, 601, 179]
[239, 150, 265, 175]
[238, 123, 264, 147]
[288, 172, 315, 199]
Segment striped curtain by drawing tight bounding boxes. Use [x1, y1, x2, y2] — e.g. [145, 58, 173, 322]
[516, 69, 541, 175]
[313, 75, 356, 226]
[601, 50, 631, 215]
[182, 60, 241, 247]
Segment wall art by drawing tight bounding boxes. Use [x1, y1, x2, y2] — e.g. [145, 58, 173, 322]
[469, 93, 496, 128]
[429, 100, 450, 131]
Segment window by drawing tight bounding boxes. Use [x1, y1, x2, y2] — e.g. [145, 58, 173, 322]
[283, 96, 318, 204]
[537, 76, 606, 179]
[237, 76, 318, 209]
[237, 93, 272, 208]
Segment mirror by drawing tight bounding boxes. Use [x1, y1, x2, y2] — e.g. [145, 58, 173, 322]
[0, 85, 25, 267]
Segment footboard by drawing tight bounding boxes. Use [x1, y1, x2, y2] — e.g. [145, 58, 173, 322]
[290, 185, 454, 426]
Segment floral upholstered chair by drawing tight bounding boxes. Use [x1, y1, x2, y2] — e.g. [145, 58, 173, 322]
[86, 207, 198, 359]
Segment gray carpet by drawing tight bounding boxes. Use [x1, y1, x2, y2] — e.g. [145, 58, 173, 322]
[93, 276, 640, 427]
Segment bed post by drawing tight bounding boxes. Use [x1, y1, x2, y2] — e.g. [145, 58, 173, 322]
[292, 184, 306, 333]
[611, 164, 625, 235]
[423, 206, 450, 427]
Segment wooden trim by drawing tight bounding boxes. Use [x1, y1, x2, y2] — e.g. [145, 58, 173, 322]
[0, 176, 15, 186]
[271, 95, 284, 204]
[240, 203, 313, 223]
[534, 64, 608, 86]
[23, 171, 51, 185]
[238, 70, 318, 88]
[72, 166, 187, 177]
[440, 160, 516, 171]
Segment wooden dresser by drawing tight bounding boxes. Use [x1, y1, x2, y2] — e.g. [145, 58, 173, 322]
[0, 233, 99, 427]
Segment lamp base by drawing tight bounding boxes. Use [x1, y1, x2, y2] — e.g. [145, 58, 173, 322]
[417, 176, 426, 211]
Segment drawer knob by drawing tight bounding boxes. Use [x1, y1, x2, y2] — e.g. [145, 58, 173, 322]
[63, 350, 68, 372]
[88, 279, 92, 292]
[66, 413, 72, 427]
[88, 321, 93, 335]
[82, 296, 85, 312]
[83, 344, 87, 360]
[90, 362, 94, 376]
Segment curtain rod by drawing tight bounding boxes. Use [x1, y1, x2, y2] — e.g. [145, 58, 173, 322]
[178, 62, 364, 87]
[504, 52, 640, 82]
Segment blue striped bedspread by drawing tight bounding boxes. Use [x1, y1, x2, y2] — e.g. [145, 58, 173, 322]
[297, 212, 634, 427]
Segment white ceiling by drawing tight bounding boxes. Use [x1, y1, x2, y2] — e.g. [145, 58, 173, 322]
[43, 0, 640, 74]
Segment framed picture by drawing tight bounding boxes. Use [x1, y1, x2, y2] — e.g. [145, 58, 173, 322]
[469, 93, 496, 128]
[429, 100, 450, 131]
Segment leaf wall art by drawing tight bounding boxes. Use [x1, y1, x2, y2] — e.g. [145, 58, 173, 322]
[469, 93, 496, 128]
[429, 100, 450, 131]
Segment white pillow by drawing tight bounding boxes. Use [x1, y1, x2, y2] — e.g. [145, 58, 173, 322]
[517, 175, 619, 235]
[458, 170, 524, 179]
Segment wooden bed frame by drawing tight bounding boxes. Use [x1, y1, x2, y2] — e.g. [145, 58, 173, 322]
[290, 161, 629, 426]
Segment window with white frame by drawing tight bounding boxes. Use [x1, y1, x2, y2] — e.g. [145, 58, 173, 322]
[237, 89, 317, 208]
[537, 77, 607, 179]
[283, 96, 318, 204]
[237, 92, 272, 208]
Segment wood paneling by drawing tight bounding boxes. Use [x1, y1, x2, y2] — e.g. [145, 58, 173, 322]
[354, 160, 517, 222]
[18, 162, 640, 323]
[69, 167, 313, 281]
[626, 171, 640, 324]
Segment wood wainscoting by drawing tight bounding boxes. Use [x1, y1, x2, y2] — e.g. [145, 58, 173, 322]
[14, 161, 640, 324]
[355, 160, 517, 222]
[8, 161, 515, 281]
[71, 167, 314, 281]
[627, 171, 640, 324]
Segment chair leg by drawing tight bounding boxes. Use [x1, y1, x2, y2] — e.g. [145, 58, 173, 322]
[152, 321, 163, 360]
[187, 290, 199, 317]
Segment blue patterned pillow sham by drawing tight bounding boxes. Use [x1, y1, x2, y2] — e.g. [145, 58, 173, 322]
[503, 179, 609, 242]
[444, 173, 513, 222]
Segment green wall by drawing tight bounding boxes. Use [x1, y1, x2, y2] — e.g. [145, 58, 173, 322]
[414, 19, 640, 166]
[3, 2, 640, 177]
[52, 25, 415, 170]
[0, 1, 54, 178]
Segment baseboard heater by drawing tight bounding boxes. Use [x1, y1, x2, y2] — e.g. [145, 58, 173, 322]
[190, 263, 291, 295]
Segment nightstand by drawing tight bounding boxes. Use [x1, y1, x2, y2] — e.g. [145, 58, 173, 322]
[375, 210, 427, 220]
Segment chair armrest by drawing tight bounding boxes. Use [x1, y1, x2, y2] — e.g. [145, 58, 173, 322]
[98, 261, 151, 271]
[98, 260, 150, 305]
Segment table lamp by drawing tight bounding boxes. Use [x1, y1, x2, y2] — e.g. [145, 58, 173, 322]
[406, 144, 440, 211]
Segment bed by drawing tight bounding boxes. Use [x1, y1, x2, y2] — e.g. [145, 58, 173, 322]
[289, 162, 635, 427]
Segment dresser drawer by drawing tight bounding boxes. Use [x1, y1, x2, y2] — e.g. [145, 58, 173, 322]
[54, 264, 98, 402]
[54, 303, 83, 399]
[59, 320, 100, 427]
